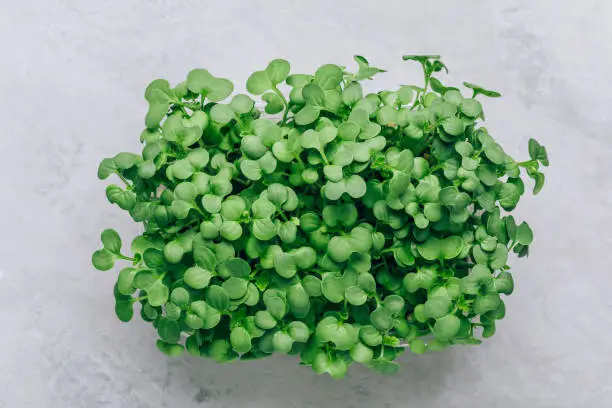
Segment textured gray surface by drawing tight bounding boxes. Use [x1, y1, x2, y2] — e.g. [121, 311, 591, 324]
[1, 1, 611, 407]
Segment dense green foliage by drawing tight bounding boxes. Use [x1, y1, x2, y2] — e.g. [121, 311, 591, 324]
[93, 55, 548, 378]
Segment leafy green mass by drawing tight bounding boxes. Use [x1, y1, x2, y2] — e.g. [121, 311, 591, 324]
[93, 55, 548, 378]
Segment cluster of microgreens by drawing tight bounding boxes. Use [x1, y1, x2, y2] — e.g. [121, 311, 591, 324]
[93, 55, 548, 378]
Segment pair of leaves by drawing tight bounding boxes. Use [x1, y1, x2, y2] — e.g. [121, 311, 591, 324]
[92, 229, 126, 271]
[417, 236, 465, 261]
[240, 152, 277, 181]
[187, 69, 234, 101]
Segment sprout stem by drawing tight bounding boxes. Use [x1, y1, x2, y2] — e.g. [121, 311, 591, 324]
[116, 253, 137, 262]
[272, 85, 290, 126]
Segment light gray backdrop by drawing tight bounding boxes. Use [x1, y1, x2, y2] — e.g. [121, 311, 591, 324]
[1, 1, 611, 407]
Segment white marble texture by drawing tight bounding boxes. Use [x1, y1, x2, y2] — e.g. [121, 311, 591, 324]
[1, 1, 611, 407]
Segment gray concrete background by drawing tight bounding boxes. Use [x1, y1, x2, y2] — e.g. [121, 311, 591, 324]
[1, 1, 611, 407]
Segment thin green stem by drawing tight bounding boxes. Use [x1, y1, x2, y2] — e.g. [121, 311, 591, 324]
[319, 149, 330, 165]
[116, 253, 137, 262]
[272, 85, 290, 125]
[233, 177, 249, 186]
[423, 70, 430, 96]
[517, 159, 537, 167]
[192, 206, 206, 217]
[381, 254, 390, 271]
[277, 209, 290, 222]
[117, 173, 131, 187]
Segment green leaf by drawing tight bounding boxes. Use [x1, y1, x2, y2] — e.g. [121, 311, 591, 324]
[92, 249, 114, 271]
[528, 138, 541, 160]
[338, 121, 361, 141]
[286, 74, 311, 87]
[533, 172, 545, 194]
[433, 315, 461, 341]
[147, 280, 169, 307]
[163, 240, 185, 263]
[210, 103, 235, 125]
[274, 252, 297, 278]
[489, 244, 508, 269]
[287, 284, 310, 318]
[327, 236, 353, 263]
[156, 340, 184, 357]
[222, 277, 249, 299]
[350, 342, 374, 363]
[187, 69, 213, 93]
[323, 181, 345, 200]
[537, 144, 549, 167]
[344, 175, 367, 198]
[498, 183, 521, 210]
[193, 235, 218, 270]
[254, 310, 277, 330]
[314, 64, 343, 90]
[273, 331, 294, 353]
[117, 267, 137, 295]
[353, 55, 386, 80]
[460, 98, 482, 117]
[114, 299, 134, 322]
[370, 307, 393, 330]
[106, 185, 136, 210]
[170, 287, 190, 307]
[291, 247, 317, 269]
[516, 222, 533, 245]
[301, 127, 336, 157]
[483, 142, 506, 165]
[206, 285, 230, 311]
[441, 117, 465, 136]
[409, 339, 426, 354]
[360, 325, 383, 347]
[321, 274, 345, 303]
[220, 196, 246, 221]
[264, 290, 287, 319]
[230, 327, 252, 353]
[230, 94, 255, 114]
[246, 70, 272, 95]
[217, 258, 251, 279]
[287, 321, 310, 343]
[183, 266, 213, 289]
[97, 158, 117, 179]
[345, 286, 367, 306]
[417, 237, 464, 260]
[262, 92, 284, 114]
[133, 269, 158, 289]
[302, 83, 326, 107]
[157, 319, 181, 343]
[265, 59, 290, 84]
[303, 275, 323, 297]
[424, 296, 452, 319]
[473, 293, 501, 315]
[382, 295, 405, 315]
[494, 271, 514, 295]
[252, 219, 277, 241]
[294, 105, 321, 125]
[186, 70, 233, 102]
[342, 82, 363, 106]
[463, 82, 502, 98]
[165, 303, 181, 320]
[114, 152, 139, 170]
[240, 159, 262, 181]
